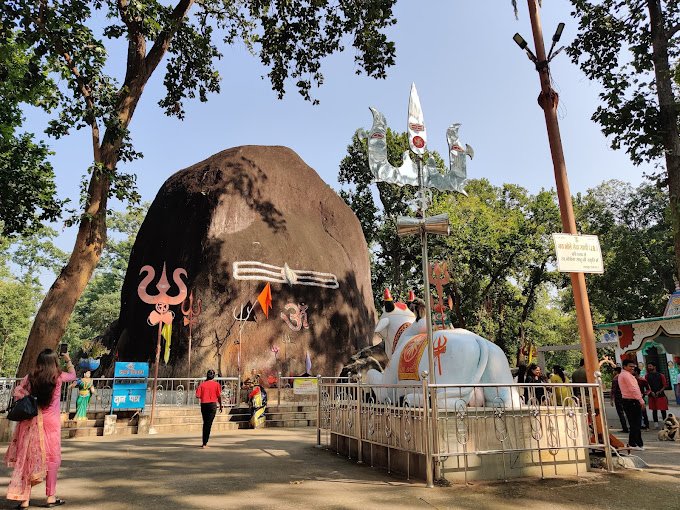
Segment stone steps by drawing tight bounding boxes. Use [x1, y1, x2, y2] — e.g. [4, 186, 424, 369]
[60, 404, 317, 439]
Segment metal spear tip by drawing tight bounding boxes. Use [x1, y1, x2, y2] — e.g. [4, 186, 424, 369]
[407, 83, 427, 156]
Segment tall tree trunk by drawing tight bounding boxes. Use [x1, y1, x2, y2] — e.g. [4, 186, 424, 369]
[16, 0, 194, 376]
[648, 0, 680, 282]
[516, 261, 547, 366]
[17, 149, 115, 376]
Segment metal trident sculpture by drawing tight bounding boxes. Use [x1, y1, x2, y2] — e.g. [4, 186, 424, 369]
[359, 83, 473, 386]
[138, 263, 188, 431]
[430, 261, 452, 330]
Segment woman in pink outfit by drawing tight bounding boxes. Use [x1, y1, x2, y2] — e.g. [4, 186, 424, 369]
[5, 349, 76, 509]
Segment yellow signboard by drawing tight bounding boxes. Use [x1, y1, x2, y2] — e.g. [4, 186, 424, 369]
[293, 378, 318, 395]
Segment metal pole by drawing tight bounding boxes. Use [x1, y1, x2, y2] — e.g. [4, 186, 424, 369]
[421, 371, 434, 488]
[187, 329, 192, 381]
[355, 373, 363, 464]
[186, 329, 192, 406]
[316, 374, 322, 447]
[417, 158, 437, 385]
[417, 154, 440, 483]
[596, 372, 614, 472]
[525, 0, 599, 388]
[149, 323, 162, 433]
[278, 371, 282, 406]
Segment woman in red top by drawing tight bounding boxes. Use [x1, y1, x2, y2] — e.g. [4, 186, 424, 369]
[195, 370, 223, 448]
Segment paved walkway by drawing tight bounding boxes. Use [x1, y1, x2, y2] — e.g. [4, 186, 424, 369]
[1, 427, 678, 510]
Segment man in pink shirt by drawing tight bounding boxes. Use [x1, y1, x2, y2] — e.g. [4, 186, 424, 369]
[619, 359, 646, 450]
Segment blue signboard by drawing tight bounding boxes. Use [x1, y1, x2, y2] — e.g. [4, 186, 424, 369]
[114, 361, 149, 378]
[112, 362, 148, 411]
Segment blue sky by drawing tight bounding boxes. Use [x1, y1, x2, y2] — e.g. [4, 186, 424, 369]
[23, 1, 648, 257]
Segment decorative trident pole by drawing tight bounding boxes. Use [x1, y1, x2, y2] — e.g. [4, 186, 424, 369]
[360, 84, 473, 486]
[360, 83, 473, 387]
[181, 291, 202, 380]
[138, 263, 188, 432]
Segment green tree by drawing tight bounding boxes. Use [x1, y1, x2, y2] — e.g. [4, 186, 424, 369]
[338, 129, 442, 306]
[337, 127, 566, 360]
[0, 227, 65, 376]
[63, 205, 147, 355]
[3, 0, 398, 375]
[0, 32, 62, 236]
[432, 180, 562, 356]
[574, 179, 675, 321]
[567, 1, 680, 280]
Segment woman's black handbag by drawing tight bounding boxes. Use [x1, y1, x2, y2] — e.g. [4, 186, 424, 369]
[7, 395, 38, 421]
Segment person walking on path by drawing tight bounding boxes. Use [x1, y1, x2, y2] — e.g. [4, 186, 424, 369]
[610, 367, 629, 433]
[645, 362, 669, 429]
[195, 369, 223, 448]
[619, 359, 645, 450]
[5, 349, 76, 508]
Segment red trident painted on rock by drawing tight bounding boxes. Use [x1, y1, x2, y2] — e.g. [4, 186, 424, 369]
[433, 336, 447, 376]
[430, 261, 450, 330]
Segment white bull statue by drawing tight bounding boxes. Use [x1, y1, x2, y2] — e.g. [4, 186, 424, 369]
[365, 303, 520, 408]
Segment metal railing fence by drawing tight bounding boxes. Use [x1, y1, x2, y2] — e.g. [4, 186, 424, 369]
[0, 377, 240, 414]
[317, 375, 613, 485]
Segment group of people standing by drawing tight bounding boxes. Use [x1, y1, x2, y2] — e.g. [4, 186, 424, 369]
[516, 363, 571, 405]
[610, 360, 670, 450]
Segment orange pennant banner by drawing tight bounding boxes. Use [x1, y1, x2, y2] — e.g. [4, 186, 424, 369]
[257, 283, 273, 318]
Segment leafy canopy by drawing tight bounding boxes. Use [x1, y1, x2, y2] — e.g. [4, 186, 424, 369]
[0, 32, 63, 236]
[567, 0, 680, 166]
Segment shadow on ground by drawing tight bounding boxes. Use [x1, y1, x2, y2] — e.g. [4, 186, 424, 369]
[1, 428, 679, 510]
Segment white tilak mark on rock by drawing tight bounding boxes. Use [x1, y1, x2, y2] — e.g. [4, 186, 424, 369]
[232, 261, 339, 289]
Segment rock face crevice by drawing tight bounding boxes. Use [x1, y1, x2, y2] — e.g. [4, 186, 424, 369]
[102, 146, 375, 378]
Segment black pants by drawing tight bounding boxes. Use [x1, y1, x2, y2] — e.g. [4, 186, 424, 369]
[652, 409, 667, 422]
[201, 402, 217, 446]
[614, 399, 628, 431]
[622, 399, 643, 447]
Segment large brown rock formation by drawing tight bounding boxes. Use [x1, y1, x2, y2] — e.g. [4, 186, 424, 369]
[103, 146, 376, 378]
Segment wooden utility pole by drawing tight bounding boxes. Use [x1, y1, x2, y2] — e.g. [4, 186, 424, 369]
[524, 0, 600, 385]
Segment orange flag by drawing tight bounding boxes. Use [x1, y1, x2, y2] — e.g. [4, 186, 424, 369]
[257, 283, 273, 318]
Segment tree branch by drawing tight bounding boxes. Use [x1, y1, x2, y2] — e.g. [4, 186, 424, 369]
[144, 0, 195, 81]
[36, 0, 100, 160]
[118, 0, 146, 87]
[668, 22, 680, 38]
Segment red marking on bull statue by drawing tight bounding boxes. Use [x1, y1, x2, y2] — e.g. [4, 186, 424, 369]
[398, 334, 428, 381]
[392, 321, 413, 353]
[433, 336, 447, 376]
